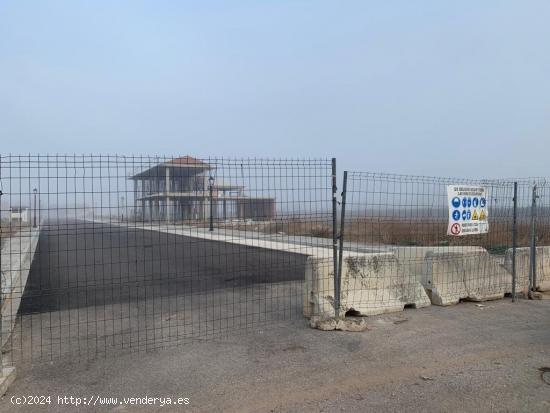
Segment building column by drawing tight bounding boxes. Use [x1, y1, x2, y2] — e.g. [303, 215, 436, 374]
[141, 199, 146, 222]
[133, 180, 137, 220]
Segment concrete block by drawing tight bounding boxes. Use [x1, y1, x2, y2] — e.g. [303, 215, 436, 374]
[425, 252, 469, 306]
[396, 247, 510, 306]
[0, 366, 16, 396]
[305, 251, 430, 318]
[343, 253, 410, 315]
[393, 246, 485, 287]
[461, 251, 509, 301]
[303, 256, 336, 318]
[505, 247, 550, 292]
[503, 249, 530, 294]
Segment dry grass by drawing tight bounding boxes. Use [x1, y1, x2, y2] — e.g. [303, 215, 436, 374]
[212, 216, 550, 254]
[342, 218, 550, 252]
[214, 217, 333, 239]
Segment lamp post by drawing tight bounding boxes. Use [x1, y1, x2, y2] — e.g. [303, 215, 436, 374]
[33, 188, 37, 228]
[208, 176, 215, 232]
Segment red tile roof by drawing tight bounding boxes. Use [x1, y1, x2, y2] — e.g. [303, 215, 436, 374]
[164, 156, 210, 168]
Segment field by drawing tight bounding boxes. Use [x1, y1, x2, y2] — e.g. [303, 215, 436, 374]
[210, 216, 550, 253]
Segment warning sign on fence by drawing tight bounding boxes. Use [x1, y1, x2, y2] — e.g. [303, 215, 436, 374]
[447, 185, 489, 236]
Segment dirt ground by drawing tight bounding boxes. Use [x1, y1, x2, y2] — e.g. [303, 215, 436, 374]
[1, 298, 549, 413]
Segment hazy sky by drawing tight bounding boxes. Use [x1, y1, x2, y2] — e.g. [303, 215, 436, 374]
[1, 1, 549, 178]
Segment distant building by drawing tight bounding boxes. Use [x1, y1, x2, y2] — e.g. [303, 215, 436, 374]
[130, 156, 276, 222]
[10, 206, 30, 224]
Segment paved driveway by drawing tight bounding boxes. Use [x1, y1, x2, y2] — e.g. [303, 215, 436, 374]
[20, 220, 308, 313]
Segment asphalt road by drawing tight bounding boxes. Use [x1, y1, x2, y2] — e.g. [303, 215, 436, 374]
[20, 220, 308, 314]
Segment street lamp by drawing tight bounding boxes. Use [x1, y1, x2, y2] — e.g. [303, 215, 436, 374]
[33, 188, 37, 228]
[208, 176, 215, 231]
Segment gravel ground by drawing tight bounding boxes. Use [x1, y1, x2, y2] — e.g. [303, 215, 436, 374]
[1, 299, 549, 413]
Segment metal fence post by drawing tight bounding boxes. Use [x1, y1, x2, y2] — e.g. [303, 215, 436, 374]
[0, 187, 3, 377]
[529, 183, 538, 298]
[337, 171, 348, 317]
[511, 182, 517, 302]
[331, 158, 339, 318]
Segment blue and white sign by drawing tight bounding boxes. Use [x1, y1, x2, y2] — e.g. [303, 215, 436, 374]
[447, 185, 489, 236]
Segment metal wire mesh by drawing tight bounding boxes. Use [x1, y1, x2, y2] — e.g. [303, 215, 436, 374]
[2, 155, 548, 366]
[0, 155, 334, 363]
[338, 172, 548, 315]
[526, 179, 550, 295]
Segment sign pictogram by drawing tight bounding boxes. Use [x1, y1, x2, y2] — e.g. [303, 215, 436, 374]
[447, 186, 489, 236]
[450, 223, 461, 235]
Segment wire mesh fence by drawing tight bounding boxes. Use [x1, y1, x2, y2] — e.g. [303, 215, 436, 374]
[524, 179, 550, 296]
[336, 172, 550, 316]
[1, 155, 549, 366]
[0, 155, 335, 363]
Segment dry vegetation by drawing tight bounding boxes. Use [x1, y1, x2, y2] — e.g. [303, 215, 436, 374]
[213, 217, 550, 254]
[213, 217, 333, 239]
[341, 218, 548, 252]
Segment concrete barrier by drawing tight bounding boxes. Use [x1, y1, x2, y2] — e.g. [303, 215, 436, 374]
[424, 251, 469, 306]
[393, 247, 511, 306]
[463, 252, 511, 301]
[1, 228, 40, 346]
[303, 255, 335, 318]
[304, 251, 431, 317]
[504, 247, 550, 292]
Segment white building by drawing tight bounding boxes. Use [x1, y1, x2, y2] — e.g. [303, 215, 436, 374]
[130, 156, 276, 222]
